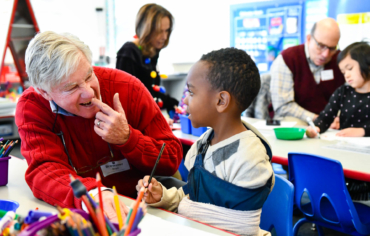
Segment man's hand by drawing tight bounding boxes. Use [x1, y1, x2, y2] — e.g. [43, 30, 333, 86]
[165, 117, 174, 126]
[136, 176, 163, 204]
[95, 191, 129, 223]
[92, 93, 130, 144]
[336, 128, 365, 137]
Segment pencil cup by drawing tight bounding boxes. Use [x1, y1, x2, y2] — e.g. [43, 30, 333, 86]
[179, 115, 191, 134]
[0, 156, 11, 186]
[191, 126, 208, 137]
[128, 228, 141, 236]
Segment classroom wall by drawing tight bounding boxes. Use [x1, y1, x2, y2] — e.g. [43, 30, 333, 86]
[1, 0, 286, 74]
[115, 0, 270, 74]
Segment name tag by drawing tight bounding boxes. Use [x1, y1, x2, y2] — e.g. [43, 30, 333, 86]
[100, 159, 130, 177]
[321, 69, 334, 81]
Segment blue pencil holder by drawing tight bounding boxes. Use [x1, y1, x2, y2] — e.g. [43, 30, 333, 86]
[179, 115, 191, 134]
[191, 126, 208, 137]
[0, 199, 19, 213]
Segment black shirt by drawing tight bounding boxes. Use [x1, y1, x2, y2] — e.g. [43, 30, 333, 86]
[314, 85, 370, 136]
[116, 42, 178, 112]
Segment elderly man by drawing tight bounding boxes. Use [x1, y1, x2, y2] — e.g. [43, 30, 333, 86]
[270, 18, 345, 125]
[15, 31, 182, 220]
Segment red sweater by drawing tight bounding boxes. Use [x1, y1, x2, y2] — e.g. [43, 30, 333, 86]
[15, 67, 182, 208]
[281, 44, 345, 114]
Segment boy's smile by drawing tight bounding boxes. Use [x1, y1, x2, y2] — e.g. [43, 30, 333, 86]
[184, 61, 218, 128]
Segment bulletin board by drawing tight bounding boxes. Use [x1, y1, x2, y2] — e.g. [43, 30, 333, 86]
[230, 0, 304, 73]
[329, 0, 370, 50]
[231, 0, 370, 73]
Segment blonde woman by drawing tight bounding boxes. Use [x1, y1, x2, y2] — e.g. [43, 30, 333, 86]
[116, 4, 178, 118]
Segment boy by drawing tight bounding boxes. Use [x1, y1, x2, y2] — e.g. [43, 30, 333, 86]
[137, 48, 274, 236]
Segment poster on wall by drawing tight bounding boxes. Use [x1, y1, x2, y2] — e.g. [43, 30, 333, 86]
[230, 2, 302, 72]
[337, 12, 370, 50]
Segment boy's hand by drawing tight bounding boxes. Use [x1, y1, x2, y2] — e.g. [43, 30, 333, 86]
[306, 126, 320, 138]
[136, 176, 163, 204]
[336, 128, 365, 137]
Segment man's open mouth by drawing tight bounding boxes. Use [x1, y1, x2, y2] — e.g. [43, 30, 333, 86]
[80, 101, 92, 106]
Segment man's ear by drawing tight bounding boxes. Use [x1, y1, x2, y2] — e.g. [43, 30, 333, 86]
[38, 88, 53, 101]
[306, 34, 311, 43]
[216, 91, 230, 113]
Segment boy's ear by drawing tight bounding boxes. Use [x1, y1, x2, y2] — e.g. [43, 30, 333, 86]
[38, 88, 53, 101]
[216, 91, 230, 113]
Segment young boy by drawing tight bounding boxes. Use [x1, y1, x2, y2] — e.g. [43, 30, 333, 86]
[137, 48, 274, 236]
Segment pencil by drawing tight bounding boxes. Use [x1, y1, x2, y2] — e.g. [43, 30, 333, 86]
[80, 195, 101, 236]
[147, 143, 166, 187]
[96, 207, 108, 236]
[113, 186, 124, 230]
[123, 187, 145, 236]
[96, 173, 104, 214]
[96, 172, 106, 233]
[4, 140, 17, 157]
[0, 140, 10, 158]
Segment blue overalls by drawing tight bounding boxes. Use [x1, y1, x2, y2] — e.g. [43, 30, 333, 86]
[182, 130, 273, 211]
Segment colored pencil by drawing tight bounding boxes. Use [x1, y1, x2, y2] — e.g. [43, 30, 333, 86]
[123, 187, 145, 236]
[113, 186, 124, 230]
[95, 207, 108, 236]
[96, 173, 104, 215]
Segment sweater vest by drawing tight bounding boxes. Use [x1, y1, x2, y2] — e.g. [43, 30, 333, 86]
[281, 44, 345, 114]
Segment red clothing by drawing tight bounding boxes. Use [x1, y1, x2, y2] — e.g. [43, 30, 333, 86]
[15, 67, 182, 208]
[281, 44, 345, 114]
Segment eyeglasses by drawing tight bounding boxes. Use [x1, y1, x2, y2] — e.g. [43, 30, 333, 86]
[52, 105, 114, 175]
[311, 35, 337, 52]
[56, 131, 114, 175]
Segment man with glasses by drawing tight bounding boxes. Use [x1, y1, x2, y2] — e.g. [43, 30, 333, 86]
[270, 18, 345, 125]
[15, 31, 182, 221]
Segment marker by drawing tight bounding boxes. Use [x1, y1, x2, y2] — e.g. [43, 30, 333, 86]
[306, 117, 320, 138]
[0, 211, 15, 232]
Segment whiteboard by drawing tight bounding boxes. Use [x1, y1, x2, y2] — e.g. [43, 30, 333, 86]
[0, 0, 14, 71]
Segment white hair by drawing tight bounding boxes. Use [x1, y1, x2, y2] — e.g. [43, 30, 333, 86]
[25, 31, 92, 92]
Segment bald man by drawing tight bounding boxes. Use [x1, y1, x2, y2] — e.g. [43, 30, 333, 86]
[270, 18, 345, 125]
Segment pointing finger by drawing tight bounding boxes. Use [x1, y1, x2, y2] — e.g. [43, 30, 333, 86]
[91, 98, 115, 116]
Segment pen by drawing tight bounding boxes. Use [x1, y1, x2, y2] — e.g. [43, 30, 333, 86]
[306, 117, 320, 138]
[147, 143, 166, 187]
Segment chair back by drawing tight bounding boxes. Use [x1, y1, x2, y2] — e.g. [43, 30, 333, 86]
[288, 152, 363, 232]
[245, 73, 272, 119]
[260, 175, 294, 236]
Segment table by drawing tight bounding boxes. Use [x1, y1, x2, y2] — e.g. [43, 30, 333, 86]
[0, 157, 235, 236]
[173, 118, 370, 182]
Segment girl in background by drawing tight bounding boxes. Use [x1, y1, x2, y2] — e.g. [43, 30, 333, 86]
[306, 42, 370, 138]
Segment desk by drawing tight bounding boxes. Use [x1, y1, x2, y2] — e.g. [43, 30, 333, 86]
[0, 157, 235, 236]
[173, 118, 370, 182]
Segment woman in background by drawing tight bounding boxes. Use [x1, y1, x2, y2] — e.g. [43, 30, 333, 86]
[116, 4, 178, 123]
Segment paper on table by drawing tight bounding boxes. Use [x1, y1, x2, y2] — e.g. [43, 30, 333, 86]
[138, 213, 218, 236]
[324, 141, 370, 154]
[321, 130, 370, 147]
[171, 123, 181, 130]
